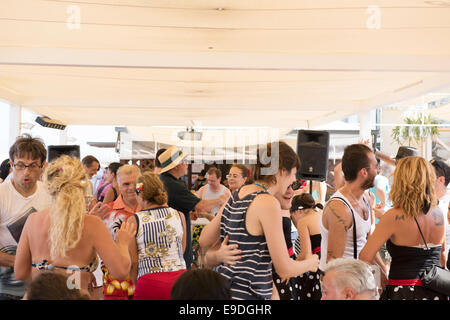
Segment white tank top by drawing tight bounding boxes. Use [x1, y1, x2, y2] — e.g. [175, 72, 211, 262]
[193, 184, 228, 226]
[319, 190, 372, 270]
[202, 184, 227, 216]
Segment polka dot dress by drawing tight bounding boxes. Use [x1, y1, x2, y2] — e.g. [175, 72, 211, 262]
[295, 234, 322, 300]
[273, 272, 300, 300]
[272, 217, 300, 300]
[381, 285, 448, 300]
[296, 269, 322, 300]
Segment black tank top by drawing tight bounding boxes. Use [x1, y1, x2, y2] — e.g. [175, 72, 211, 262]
[282, 217, 293, 254]
[387, 239, 441, 279]
[310, 234, 322, 259]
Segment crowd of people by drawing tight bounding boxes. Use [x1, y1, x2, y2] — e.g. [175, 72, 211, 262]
[0, 133, 449, 300]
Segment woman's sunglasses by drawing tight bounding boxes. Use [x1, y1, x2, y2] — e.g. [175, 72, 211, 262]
[290, 179, 306, 191]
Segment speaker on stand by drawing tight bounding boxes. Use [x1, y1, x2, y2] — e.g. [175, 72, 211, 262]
[47, 145, 80, 162]
[296, 130, 330, 194]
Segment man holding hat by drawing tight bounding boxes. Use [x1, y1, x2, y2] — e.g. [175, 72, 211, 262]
[374, 146, 418, 167]
[158, 146, 229, 269]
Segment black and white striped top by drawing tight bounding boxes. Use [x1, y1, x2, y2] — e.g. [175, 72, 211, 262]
[216, 189, 273, 300]
[134, 206, 186, 279]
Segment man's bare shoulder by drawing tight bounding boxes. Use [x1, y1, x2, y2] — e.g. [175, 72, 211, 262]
[324, 199, 352, 216]
[323, 199, 353, 229]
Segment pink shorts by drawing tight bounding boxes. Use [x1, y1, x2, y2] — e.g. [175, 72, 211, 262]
[133, 269, 186, 300]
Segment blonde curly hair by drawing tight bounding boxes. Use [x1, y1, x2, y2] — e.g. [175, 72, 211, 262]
[389, 156, 437, 218]
[43, 155, 89, 259]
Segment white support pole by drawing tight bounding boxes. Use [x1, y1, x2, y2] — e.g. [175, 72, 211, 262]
[9, 103, 21, 146]
[359, 110, 372, 142]
[59, 128, 68, 145]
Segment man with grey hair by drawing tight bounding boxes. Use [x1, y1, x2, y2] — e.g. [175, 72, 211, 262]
[321, 258, 378, 300]
[101, 164, 141, 300]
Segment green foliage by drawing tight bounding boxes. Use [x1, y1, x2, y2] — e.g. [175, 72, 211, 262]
[391, 114, 440, 146]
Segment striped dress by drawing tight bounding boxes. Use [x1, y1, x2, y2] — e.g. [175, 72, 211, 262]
[134, 206, 186, 278]
[216, 190, 273, 300]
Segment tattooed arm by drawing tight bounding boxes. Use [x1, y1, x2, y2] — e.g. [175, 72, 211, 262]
[323, 200, 353, 263]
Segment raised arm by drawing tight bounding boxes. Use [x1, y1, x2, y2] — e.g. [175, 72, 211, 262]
[198, 206, 223, 248]
[88, 215, 135, 280]
[127, 215, 139, 285]
[256, 195, 318, 280]
[195, 194, 229, 213]
[374, 150, 395, 166]
[333, 162, 345, 190]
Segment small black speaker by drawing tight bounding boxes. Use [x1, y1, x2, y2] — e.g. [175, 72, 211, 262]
[48, 145, 80, 162]
[296, 130, 329, 181]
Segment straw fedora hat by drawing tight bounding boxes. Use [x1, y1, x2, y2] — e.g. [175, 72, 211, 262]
[158, 145, 188, 174]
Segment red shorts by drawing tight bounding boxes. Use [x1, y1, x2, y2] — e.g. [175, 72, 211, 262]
[133, 269, 186, 300]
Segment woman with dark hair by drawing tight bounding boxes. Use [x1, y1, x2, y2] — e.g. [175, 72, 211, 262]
[0, 159, 11, 183]
[290, 193, 324, 300]
[26, 272, 90, 300]
[226, 164, 250, 194]
[199, 141, 318, 300]
[360, 156, 447, 300]
[171, 269, 231, 300]
[102, 162, 123, 204]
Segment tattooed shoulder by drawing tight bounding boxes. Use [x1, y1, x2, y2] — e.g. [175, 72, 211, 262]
[431, 208, 444, 226]
[327, 201, 350, 232]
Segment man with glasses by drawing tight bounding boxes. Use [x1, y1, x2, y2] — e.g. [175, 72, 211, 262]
[0, 134, 51, 300]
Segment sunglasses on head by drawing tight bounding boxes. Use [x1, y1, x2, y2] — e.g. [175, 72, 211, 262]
[290, 179, 306, 191]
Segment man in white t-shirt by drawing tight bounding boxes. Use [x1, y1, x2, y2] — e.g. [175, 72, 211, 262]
[196, 167, 231, 223]
[0, 134, 51, 300]
[82, 155, 100, 210]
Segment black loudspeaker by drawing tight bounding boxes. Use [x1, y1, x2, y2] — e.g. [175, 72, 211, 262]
[48, 145, 80, 162]
[296, 130, 329, 181]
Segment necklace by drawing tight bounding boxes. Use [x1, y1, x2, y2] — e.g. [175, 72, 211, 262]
[254, 182, 268, 191]
[346, 187, 368, 220]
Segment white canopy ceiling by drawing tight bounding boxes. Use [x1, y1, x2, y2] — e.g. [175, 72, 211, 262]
[1, 0, 450, 146]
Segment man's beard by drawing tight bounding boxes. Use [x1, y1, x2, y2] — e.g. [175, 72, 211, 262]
[361, 175, 375, 190]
